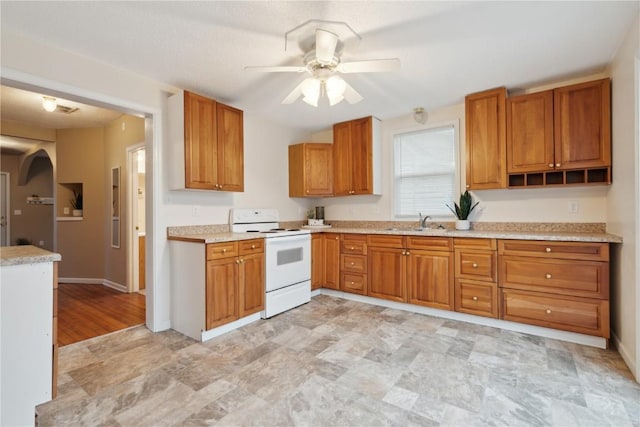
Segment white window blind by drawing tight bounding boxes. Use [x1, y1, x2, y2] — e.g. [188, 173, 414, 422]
[393, 125, 456, 217]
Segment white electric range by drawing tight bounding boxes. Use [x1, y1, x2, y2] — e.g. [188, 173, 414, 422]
[229, 209, 311, 318]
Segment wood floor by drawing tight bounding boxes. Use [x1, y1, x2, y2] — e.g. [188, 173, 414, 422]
[57, 283, 146, 346]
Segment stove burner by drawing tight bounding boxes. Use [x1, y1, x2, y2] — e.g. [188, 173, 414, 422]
[270, 228, 285, 231]
[287, 229, 300, 231]
[246, 230, 260, 233]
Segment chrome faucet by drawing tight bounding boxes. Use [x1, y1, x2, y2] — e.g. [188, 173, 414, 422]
[418, 212, 431, 228]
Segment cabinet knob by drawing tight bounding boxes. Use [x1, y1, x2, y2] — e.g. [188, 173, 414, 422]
[405, 251, 410, 256]
[306, 190, 310, 194]
[545, 309, 552, 314]
[350, 247, 355, 250]
[545, 247, 551, 253]
[222, 248, 227, 253]
[235, 259, 240, 264]
[335, 237, 339, 240]
[350, 281, 355, 285]
[556, 163, 561, 167]
[472, 296, 478, 301]
[472, 263, 478, 268]
[548, 163, 554, 168]
[251, 244, 256, 249]
[350, 262, 355, 266]
[545, 273, 552, 279]
[466, 185, 470, 189]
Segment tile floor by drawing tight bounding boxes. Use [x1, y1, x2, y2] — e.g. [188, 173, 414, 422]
[37, 295, 639, 426]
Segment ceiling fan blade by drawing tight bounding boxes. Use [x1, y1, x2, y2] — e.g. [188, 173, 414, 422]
[343, 81, 363, 104]
[337, 58, 401, 73]
[281, 80, 306, 104]
[315, 29, 339, 64]
[244, 66, 307, 73]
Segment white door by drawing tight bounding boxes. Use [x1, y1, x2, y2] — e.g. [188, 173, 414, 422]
[127, 145, 146, 292]
[0, 173, 9, 246]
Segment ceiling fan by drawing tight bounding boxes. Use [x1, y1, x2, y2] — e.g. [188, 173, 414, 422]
[245, 27, 400, 107]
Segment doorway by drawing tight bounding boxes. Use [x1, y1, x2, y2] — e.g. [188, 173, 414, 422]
[127, 144, 146, 294]
[0, 172, 9, 246]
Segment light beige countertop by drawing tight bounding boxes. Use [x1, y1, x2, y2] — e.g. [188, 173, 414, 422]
[0, 245, 62, 266]
[168, 224, 622, 244]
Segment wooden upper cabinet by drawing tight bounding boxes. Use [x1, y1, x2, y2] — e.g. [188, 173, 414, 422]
[506, 90, 554, 173]
[216, 103, 244, 192]
[169, 90, 244, 191]
[184, 91, 218, 189]
[465, 87, 507, 189]
[333, 116, 381, 196]
[288, 143, 333, 197]
[554, 78, 611, 170]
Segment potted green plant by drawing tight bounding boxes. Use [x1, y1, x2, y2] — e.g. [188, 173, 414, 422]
[446, 190, 479, 230]
[70, 190, 83, 217]
[307, 208, 323, 226]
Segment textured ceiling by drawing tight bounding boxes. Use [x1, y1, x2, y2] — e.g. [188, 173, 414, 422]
[0, 1, 637, 133]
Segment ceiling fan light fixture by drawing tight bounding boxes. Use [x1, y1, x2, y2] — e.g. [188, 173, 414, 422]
[301, 78, 321, 107]
[42, 96, 57, 112]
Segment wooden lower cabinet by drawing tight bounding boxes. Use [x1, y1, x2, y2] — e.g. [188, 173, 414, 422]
[501, 289, 609, 338]
[340, 234, 368, 294]
[368, 246, 406, 302]
[206, 257, 239, 329]
[324, 234, 341, 290]
[311, 233, 324, 290]
[205, 239, 264, 330]
[407, 250, 454, 310]
[455, 278, 498, 318]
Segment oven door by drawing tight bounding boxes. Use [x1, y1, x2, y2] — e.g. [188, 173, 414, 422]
[265, 234, 311, 292]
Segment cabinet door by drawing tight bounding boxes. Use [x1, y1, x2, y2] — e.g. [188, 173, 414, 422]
[554, 78, 610, 170]
[350, 116, 373, 195]
[333, 121, 352, 196]
[216, 103, 244, 192]
[311, 233, 324, 290]
[184, 91, 218, 189]
[465, 87, 507, 189]
[323, 234, 341, 290]
[506, 90, 554, 173]
[368, 246, 406, 302]
[407, 250, 453, 310]
[239, 252, 264, 317]
[206, 257, 239, 329]
[306, 144, 333, 196]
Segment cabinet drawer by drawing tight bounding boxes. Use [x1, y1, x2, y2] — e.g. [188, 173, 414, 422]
[367, 234, 405, 248]
[407, 236, 452, 251]
[455, 250, 497, 281]
[501, 289, 609, 338]
[207, 242, 239, 260]
[341, 254, 367, 273]
[342, 235, 367, 255]
[455, 279, 498, 319]
[341, 272, 367, 295]
[498, 240, 608, 261]
[239, 239, 264, 255]
[454, 238, 497, 250]
[500, 256, 609, 299]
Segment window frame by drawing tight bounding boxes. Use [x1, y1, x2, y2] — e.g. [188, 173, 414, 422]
[390, 119, 461, 221]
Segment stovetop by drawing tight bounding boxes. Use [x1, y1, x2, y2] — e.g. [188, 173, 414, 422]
[229, 208, 310, 237]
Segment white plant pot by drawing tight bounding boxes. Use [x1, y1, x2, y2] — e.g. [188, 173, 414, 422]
[455, 219, 471, 230]
[308, 219, 324, 226]
[72, 209, 83, 217]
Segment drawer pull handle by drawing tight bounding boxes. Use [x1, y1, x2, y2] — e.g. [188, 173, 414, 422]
[545, 273, 552, 279]
[545, 309, 552, 314]
[472, 296, 478, 301]
[222, 248, 227, 253]
[545, 247, 551, 253]
[350, 281, 355, 285]
[350, 247, 355, 250]
[251, 244, 256, 249]
[472, 263, 478, 268]
[350, 262, 355, 266]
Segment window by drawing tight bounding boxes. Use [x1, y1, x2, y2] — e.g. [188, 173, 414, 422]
[393, 124, 457, 218]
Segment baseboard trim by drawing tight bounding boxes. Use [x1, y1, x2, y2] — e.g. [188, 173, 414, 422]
[318, 289, 607, 349]
[58, 277, 127, 293]
[611, 330, 638, 380]
[200, 313, 261, 342]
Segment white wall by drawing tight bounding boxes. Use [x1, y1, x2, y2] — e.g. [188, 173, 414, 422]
[1, 30, 309, 332]
[606, 15, 639, 380]
[317, 98, 609, 224]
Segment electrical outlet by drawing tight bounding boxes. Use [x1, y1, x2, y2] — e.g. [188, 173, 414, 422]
[569, 200, 579, 214]
[63, 207, 70, 215]
[13, 209, 21, 215]
[192, 205, 200, 216]
[39, 241, 44, 246]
